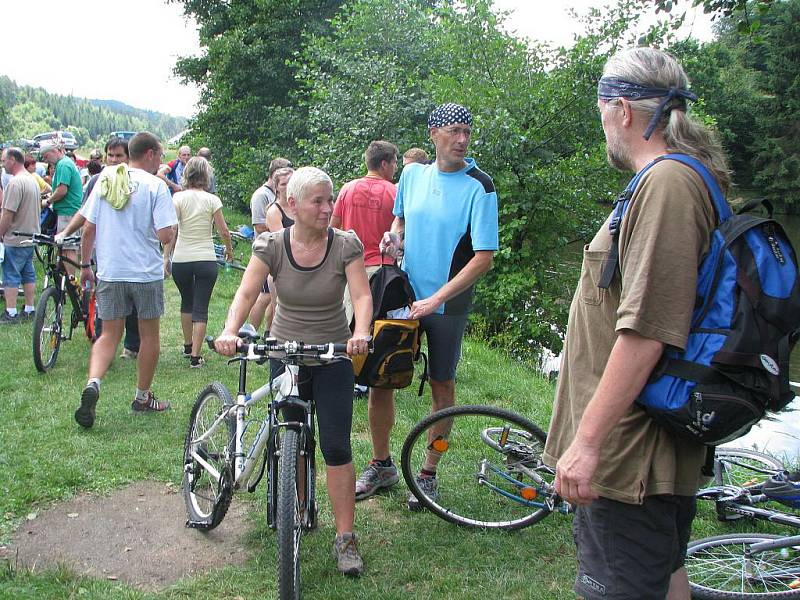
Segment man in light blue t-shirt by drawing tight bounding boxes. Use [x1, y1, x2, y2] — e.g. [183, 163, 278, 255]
[59, 132, 177, 429]
[354, 103, 499, 509]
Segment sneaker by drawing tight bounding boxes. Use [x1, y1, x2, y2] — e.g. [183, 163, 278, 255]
[189, 356, 205, 368]
[182, 344, 192, 358]
[20, 310, 35, 321]
[763, 471, 800, 508]
[332, 533, 363, 577]
[407, 475, 438, 512]
[119, 348, 138, 360]
[75, 383, 99, 428]
[353, 384, 368, 399]
[131, 391, 171, 413]
[355, 460, 400, 500]
[0, 311, 19, 325]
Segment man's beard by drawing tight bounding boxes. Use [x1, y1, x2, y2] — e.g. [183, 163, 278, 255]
[605, 134, 633, 172]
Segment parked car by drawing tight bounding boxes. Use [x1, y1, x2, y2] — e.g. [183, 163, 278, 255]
[32, 131, 79, 151]
[109, 131, 136, 141]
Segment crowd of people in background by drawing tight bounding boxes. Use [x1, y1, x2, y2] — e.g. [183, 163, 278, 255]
[0, 46, 729, 596]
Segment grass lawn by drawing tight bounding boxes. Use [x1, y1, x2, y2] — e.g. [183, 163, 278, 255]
[0, 214, 790, 599]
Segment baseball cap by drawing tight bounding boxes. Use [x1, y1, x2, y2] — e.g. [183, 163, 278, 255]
[38, 140, 61, 155]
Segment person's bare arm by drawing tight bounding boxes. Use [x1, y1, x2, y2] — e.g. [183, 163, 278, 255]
[79, 222, 97, 289]
[213, 209, 233, 261]
[345, 256, 373, 356]
[55, 213, 86, 241]
[157, 166, 181, 194]
[408, 251, 494, 319]
[0, 209, 14, 238]
[156, 225, 175, 246]
[48, 183, 68, 205]
[554, 330, 665, 505]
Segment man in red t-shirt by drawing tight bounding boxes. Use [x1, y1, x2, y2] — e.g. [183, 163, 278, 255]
[331, 140, 398, 323]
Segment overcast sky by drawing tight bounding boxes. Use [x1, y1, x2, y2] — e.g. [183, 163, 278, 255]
[0, 1, 713, 119]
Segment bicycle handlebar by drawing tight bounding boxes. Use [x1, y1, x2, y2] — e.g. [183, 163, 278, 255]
[13, 231, 81, 246]
[205, 335, 348, 360]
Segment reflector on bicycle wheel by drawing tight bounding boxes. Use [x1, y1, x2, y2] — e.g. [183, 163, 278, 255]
[499, 426, 510, 447]
[520, 487, 538, 501]
[429, 437, 449, 453]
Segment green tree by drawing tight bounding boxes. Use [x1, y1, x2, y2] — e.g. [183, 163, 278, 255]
[170, 0, 346, 206]
[297, 0, 653, 355]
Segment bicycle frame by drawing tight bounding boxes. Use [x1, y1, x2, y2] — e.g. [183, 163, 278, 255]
[188, 346, 318, 494]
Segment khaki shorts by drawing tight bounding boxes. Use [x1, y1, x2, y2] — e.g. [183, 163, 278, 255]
[56, 214, 80, 250]
[344, 264, 381, 326]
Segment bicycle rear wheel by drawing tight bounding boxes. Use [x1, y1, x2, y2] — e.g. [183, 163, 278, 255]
[686, 533, 800, 599]
[400, 405, 553, 530]
[713, 448, 784, 489]
[32, 286, 62, 372]
[276, 427, 301, 600]
[183, 383, 235, 530]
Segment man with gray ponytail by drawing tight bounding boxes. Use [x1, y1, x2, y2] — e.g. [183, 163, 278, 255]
[543, 47, 729, 600]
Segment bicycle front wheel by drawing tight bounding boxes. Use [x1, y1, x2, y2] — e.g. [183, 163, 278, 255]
[277, 427, 301, 600]
[32, 286, 62, 372]
[686, 533, 800, 599]
[400, 405, 553, 530]
[183, 383, 235, 530]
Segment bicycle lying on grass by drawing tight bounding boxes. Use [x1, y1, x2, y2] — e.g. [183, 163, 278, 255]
[16, 231, 96, 372]
[182, 325, 347, 600]
[213, 229, 251, 272]
[401, 404, 571, 529]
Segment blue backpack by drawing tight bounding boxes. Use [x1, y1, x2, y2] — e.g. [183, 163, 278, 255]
[599, 153, 800, 446]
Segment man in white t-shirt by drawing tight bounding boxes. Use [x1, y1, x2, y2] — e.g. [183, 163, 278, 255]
[62, 132, 177, 428]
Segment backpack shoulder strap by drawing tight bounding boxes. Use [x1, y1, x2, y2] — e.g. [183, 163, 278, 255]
[597, 153, 730, 289]
[597, 159, 660, 289]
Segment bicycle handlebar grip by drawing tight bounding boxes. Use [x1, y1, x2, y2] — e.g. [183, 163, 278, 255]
[332, 343, 348, 353]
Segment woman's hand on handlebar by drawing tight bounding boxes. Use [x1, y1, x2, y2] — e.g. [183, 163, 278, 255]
[347, 334, 371, 357]
[214, 332, 242, 357]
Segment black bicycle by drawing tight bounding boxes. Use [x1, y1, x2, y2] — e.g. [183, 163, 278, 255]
[16, 231, 96, 372]
[183, 327, 347, 600]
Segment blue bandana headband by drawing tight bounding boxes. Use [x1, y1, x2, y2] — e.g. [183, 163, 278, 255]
[428, 103, 473, 129]
[597, 76, 698, 140]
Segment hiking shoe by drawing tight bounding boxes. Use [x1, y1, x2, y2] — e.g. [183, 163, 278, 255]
[119, 348, 138, 360]
[355, 460, 400, 500]
[407, 475, 438, 512]
[189, 356, 205, 368]
[131, 391, 171, 413]
[332, 533, 363, 577]
[75, 383, 99, 428]
[0, 311, 19, 325]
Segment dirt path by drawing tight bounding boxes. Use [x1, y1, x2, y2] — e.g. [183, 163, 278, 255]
[5, 481, 252, 591]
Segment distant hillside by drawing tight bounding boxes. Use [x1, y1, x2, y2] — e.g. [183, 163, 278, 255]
[0, 75, 187, 147]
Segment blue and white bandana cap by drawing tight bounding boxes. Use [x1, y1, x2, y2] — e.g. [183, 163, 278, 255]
[428, 103, 473, 129]
[597, 76, 698, 140]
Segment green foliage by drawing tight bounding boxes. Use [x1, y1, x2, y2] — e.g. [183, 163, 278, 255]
[655, 0, 775, 37]
[171, 0, 345, 207]
[296, 0, 653, 356]
[0, 75, 186, 147]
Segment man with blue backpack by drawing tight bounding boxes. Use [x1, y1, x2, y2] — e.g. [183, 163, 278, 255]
[544, 47, 800, 600]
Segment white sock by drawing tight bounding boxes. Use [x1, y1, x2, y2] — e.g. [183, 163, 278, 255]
[6, 308, 17, 317]
[24, 305, 34, 313]
[135, 388, 149, 402]
[87, 378, 101, 389]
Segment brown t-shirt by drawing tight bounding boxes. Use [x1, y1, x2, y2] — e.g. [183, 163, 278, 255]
[2, 173, 41, 246]
[543, 159, 718, 504]
[252, 227, 363, 344]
